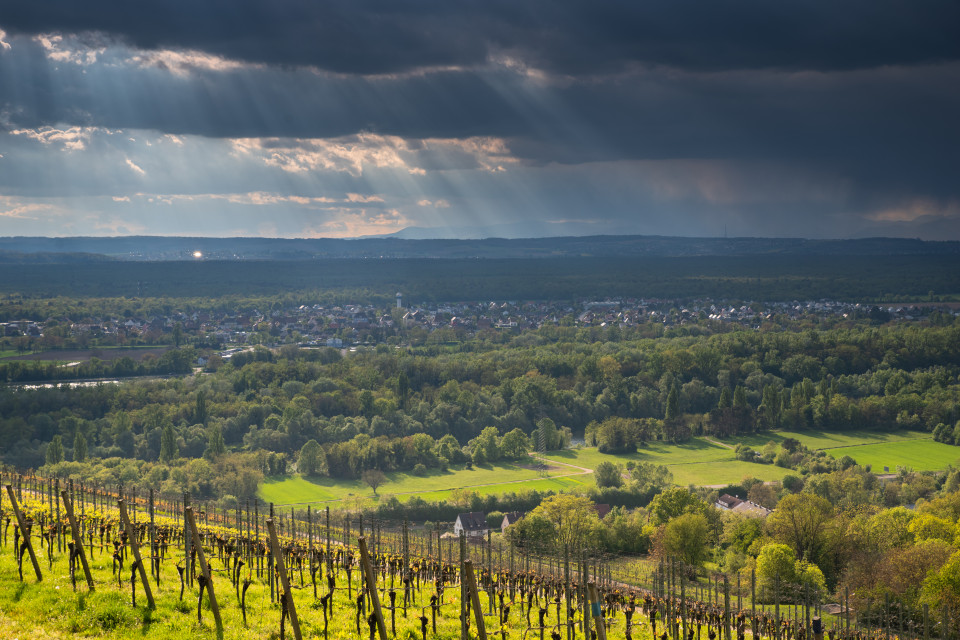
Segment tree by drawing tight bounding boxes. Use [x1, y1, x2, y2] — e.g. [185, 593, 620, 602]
[160, 424, 178, 463]
[747, 483, 778, 509]
[659, 512, 711, 568]
[396, 371, 409, 409]
[535, 417, 560, 451]
[630, 462, 673, 494]
[73, 431, 87, 463]
[756, 543, 797, 588]
[500, 428, 531, 460]
[470, 426, 501, 464]
[718, 387, 732, 409]
[594, 461, 624, 488]
[921, 549, 960, 615]
[172, 322, 184, 347]
[531, 494, 602, 549]
[194, 391, 208, 426]
[46, 435, 64, 465]
[766, 493, 835, 567]
[204, 424, 226, 460]
[298, 439, 325, 476]
[665, 385, 680, 421]
[506, 512, 556, 550]
[733, 385, 749, 408]
[649, 487, 705, 525]
[362, 469, 387, 496]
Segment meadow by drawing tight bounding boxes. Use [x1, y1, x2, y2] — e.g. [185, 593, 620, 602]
[259, 429, 958, 507]
[258, 458, 594, 506]
[820, 439, 960, 472]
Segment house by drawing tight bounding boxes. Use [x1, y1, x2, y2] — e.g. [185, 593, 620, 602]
[454, 512, 488, 538]
[501, 511, 524, 534]
[716, 494, 744, 510]
[732, 500, 773, 518]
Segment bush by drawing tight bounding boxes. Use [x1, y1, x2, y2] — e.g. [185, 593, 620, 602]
[412, 463, 427, 476]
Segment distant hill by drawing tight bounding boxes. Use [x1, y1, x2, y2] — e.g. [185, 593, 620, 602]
[0, 235, 956, 262]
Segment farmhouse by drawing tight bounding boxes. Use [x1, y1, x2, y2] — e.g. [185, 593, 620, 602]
[716, 493, 772, 517]
[454, 512, 488, 538]
[500, 511, 524, 533]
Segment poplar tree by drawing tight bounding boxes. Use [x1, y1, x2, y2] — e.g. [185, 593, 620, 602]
[46, 435, 64, 465]
[73, 432, 87, 462]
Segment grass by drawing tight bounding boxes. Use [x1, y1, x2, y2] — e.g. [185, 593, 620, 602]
[822, 439, 960, 472]
[260, 429, 956, 506]
[0, 506, 480, 640]
[259, 459, 591, 505]
[729, 429, 931, 450]
[719, 429, 956, 473]
[543, 441, 789, 487]
[667, 461, 792, 486]
[548, 438, 735, 467]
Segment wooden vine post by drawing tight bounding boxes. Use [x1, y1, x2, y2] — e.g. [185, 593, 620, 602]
[358, 536, 388, 640]
[463, 560, 489, 640]
[5, 484, 42, 582]
[587, 582, 608, 640]
[185, 506, 222, 632]
[118, 499, 155, 609]
[267, 517, 303, 640]
[60, 489, 95, 591]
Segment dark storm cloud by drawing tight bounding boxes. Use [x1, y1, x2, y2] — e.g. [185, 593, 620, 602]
[2, 31, 955, 203]
[2, 0, 959, 75]
[1, 2, 958, 240]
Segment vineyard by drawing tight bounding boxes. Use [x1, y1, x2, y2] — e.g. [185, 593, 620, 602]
[0, 472, 951, 640]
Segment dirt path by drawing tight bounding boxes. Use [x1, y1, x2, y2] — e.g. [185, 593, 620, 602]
[704, 437, 735, 450]
[538, 455, 593, 475]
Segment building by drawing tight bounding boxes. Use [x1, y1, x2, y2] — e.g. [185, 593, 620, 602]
[454, 512, 488, 538]
[716, 493, 772, 517]
[500, 511, 524, 534]
[716, 494, 743, 510]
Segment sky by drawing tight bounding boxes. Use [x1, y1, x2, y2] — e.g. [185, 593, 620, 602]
[0, 1, 958, 240]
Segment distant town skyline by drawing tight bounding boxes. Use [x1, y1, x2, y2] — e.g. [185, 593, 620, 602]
[1, 1, 958, 240]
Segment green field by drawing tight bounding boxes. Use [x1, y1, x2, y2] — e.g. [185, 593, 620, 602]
[542, 441, 788, 487]
[667, 461, 792, 486]
[259, 459, 593, 505]
[259, 430, 957, 505]
[547, 438, 735, 468]
[822, 439, 960, 472]
[730, 429, 931, 450]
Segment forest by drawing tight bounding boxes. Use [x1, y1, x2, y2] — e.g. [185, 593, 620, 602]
[1, 253, 959, 302]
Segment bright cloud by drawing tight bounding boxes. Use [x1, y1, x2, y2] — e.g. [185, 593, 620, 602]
[346, 193, 385, 203]
[301, 208, 411, 238]
[231, 134, 517, 177]
[866, 199, 960, 223]
[34, 33, 105, 65]
[125, 158, 146, 176]
[9, 126, 99, 151]
[127, 48, 255, 77]
[0, 196, 57, 220]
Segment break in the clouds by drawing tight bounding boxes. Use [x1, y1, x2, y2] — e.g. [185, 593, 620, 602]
[0, 1, 958, 240]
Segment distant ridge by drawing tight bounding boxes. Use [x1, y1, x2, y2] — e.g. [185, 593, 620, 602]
[0, 235, 956, 262]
